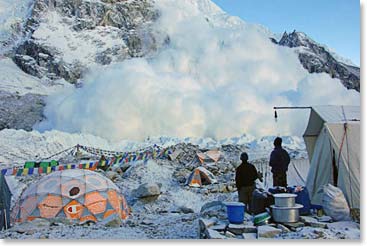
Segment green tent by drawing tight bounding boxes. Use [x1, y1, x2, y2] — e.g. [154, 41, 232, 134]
[0, 174, 12, 230]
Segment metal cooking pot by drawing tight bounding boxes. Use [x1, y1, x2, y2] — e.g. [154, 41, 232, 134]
[273, 193, 297, 207]
[270, 204, 303, 223]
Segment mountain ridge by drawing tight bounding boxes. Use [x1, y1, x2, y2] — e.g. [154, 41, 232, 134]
[273, 30, 360, 91]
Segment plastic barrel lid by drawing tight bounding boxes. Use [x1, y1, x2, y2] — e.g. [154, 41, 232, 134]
[224, 202, 245, 206]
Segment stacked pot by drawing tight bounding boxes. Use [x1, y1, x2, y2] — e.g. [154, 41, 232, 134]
[270, 194, 303, 223]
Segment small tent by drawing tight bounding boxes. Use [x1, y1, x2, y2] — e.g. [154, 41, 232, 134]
[12, 169, 129, 224]
[185, 167, 218, 187]
[304, 105, 360, 209]
[196, 150, 223, 164]
[0, 174, 12, 230]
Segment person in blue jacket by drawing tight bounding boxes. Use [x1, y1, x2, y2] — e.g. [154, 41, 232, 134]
[269, 137, 290, 187]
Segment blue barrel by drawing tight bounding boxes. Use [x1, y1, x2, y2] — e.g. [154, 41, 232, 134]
[225, 202, 245, 224]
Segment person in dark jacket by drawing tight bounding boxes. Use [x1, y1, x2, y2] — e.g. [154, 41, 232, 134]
[235, 152, 259, 211]
[269, 137, 290, 187]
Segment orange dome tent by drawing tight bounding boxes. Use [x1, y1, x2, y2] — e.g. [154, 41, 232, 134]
[12, 169, 129, 224]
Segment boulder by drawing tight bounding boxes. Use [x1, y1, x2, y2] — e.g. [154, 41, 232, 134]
[257, 225, 282, 238]
[133, 183, 161, 198]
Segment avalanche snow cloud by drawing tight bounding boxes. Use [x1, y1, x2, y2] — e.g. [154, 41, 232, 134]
[36, 0, 360, 141]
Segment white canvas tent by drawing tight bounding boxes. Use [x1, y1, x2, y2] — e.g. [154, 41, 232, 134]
[304, 105, 360, 209]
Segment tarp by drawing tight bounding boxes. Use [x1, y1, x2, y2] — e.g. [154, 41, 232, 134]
[304, 105, 360, 209]
[0, 174, 12, 230]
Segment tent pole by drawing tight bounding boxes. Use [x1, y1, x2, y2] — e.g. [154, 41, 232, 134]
[273, 106, 311, 119]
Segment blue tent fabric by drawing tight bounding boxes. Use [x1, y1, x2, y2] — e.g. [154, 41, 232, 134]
[0, 174, 12, 230]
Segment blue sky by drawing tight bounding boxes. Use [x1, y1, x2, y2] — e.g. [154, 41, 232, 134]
[211, 0, 360, 66]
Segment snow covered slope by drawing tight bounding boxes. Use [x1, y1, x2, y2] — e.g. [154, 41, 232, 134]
[0, 57, 70, 95]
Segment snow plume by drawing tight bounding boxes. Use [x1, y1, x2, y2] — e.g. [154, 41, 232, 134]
[36, 0, 360, 142]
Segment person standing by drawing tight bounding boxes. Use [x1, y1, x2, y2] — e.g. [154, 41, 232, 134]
[235, 152, 259, 211]
[269, 137, 290, 187]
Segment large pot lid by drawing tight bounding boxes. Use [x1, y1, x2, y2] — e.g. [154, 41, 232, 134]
[273, 193, 297, 198]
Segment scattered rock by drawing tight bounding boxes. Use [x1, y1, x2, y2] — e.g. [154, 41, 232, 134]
[101, 214, 122, 227]
[224, 230, 237, 238]
[105, 171, 120, 181]
[276, 223, 291, 233]
[282, 221, 305, 231]
[242, 233, 257, 239]
[198, 218, 218, 232]
[228, 223, 257, 234]
[141, 219, 154, 225]
[300, 216, 327, 228]
[316, 215, 333, 223]
[200, 201, 226, 217]
[204, 228, 226, 239]
[326, 221, 359, 231]
[9, 218, 51, 235]
[210, 222, 227, 232]
[257, 225, 282, 238]
[178, 206, 194, 214]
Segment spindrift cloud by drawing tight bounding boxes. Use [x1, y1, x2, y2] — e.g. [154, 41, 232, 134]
[36, 0, 360, 141]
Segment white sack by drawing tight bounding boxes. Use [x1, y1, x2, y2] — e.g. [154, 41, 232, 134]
[321, 184, 351, 221]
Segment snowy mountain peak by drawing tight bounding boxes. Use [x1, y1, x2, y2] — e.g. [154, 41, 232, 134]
[278, 30, 313, 48]
[276, 30, 360, 91]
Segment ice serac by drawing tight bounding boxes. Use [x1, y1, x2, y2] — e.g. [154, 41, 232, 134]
[12, 0, 160, 83]
[276, 30, 360, 92]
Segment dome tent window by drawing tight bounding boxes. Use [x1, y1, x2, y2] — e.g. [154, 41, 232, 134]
[69, 187, 80, 197]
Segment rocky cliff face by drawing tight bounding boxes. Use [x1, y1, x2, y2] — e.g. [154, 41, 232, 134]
[11, 0, 160, 83]
[0, 91, 45, 131]
[274, 31, 360, 92]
